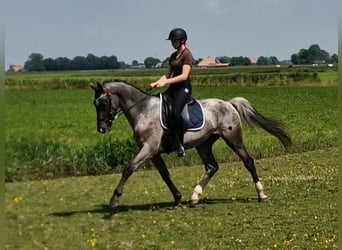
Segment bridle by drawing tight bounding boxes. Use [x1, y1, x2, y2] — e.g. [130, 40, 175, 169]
[93, 87, 155, 125]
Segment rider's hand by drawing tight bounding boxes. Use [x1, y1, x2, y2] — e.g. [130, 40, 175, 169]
[150, 80, 167, 88]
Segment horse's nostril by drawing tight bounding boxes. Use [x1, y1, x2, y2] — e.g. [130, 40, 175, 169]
[99, 128, 105, 133]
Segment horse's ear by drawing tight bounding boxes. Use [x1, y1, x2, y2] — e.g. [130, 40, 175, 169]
[90, 82, 97, 90]
[90, 82, 105, 93]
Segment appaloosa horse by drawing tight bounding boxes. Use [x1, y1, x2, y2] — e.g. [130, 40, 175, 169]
[91, 80, 291, 213]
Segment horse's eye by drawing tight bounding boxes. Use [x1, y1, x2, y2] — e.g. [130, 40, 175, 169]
[95, 98, 107, 109]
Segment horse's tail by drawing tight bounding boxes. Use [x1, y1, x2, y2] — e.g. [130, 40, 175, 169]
[229, 97, 291, 148]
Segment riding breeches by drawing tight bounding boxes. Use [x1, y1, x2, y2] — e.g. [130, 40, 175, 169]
[164, 80, 192, 126]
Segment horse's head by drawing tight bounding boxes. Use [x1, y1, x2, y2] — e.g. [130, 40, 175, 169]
[90, 82, 120, 133]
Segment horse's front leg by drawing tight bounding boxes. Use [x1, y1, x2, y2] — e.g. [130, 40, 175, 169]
[109, 145, 152, 212]
[151, 154, 182, 207]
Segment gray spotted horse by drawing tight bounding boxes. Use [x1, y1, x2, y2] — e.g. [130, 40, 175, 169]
[91, 80, 291, 214]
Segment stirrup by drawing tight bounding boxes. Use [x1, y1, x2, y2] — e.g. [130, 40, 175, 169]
[177, 144, 185, 157]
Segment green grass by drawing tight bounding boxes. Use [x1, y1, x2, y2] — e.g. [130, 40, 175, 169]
[5, 85, 337, 181]
[6, 66, 337, 89]
[5, 69, 338, 248]
[5, 148, 337, 249]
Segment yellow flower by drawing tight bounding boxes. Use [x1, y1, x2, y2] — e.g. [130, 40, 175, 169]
[14, 196, 23, 204]
[87, 238, 97, 247]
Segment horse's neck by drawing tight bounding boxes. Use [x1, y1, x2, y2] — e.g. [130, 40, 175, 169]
[110, 82, 155, 127]
[116, 84, 146, 110]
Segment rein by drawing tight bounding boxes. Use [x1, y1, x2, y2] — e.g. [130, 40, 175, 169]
[96, 87, 156, 122]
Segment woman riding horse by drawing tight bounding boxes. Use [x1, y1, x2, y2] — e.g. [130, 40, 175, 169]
[150, 28, 194, 157]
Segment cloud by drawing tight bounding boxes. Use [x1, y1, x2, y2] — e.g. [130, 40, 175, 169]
[84, 25, 113, 41]
[201, 0, 225, 15]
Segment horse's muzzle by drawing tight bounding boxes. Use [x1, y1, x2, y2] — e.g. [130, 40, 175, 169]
[98, 125, 112, 133]
[98, 127, 107, 133]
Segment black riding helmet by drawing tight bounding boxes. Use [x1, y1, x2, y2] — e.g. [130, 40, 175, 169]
[167, 28, 187, 41]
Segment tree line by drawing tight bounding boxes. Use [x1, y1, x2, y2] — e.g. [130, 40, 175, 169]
[23, 53, 124, 71]
[18, 44, 338, 72]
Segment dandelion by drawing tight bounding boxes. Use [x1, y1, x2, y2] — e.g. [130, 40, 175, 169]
[171, 240, 175, 245]
[87, 238, 97, 247]
[13, 196, 23, 204]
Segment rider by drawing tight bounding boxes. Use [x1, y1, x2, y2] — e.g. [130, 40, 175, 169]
[150, 28, 194, 157]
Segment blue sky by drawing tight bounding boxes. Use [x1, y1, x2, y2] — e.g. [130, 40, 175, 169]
[4, 0, 339, 68]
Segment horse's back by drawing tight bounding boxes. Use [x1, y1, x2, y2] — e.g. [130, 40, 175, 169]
[197, 98, 241, 129]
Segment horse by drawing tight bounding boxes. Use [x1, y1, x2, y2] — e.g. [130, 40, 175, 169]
[90, 80, 291, 214]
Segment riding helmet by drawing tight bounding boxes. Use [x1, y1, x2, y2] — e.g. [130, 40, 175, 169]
[167, 28, 187, 41]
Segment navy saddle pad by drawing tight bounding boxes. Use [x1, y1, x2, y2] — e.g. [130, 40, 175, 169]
[159, 93, 205, 131]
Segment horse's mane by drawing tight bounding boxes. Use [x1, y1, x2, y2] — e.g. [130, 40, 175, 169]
[102, 79, 150, 95]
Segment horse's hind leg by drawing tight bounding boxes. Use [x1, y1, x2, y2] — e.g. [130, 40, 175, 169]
[190, 135, 220, 207]
[151, 154, 182, 207]
[223, 131, 267, 202]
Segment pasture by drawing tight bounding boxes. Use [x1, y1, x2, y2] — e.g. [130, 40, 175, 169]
[5, 85, 337, 181]
[5, 148, 337, 249]
[5, 67, 338, 248]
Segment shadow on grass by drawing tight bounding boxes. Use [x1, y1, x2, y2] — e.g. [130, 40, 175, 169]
[50, 197, 258, 219]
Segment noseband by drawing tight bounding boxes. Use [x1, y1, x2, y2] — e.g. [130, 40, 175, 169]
[94, 87, 155, 124]
[94, 94, 121, 124]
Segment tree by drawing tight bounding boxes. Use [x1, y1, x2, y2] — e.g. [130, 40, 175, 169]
[43, 57, 57, 71]
[162, 57, 170, 67]
[230, 56, 250, 66]
[193, 58, 202, 66]
[298, 49, 309, 64]
[330, 54, 338, 64]
[217, 56, 230, 63]
[132, 60, 139, 66]
[269, 56, 279, 65]
[54, 57, 71, 71]
[291, 44, 332, 65]
[72, 56, 88, 70]
[24, 53, 45, 71]
[307, 44, 329, 63]
[144, 57, 160, 68]
[257, 56, 268, 65]
[291, 53, 299, 65]
[86, 53, 100, 69]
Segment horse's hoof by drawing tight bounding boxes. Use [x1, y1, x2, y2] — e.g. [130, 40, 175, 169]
[189, 199, 199, 207]
[103, 207, 118, 219]
[258, 197, 268, 202]
[168, 202, 183, 210]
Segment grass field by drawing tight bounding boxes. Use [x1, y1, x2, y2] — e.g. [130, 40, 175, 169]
[5, 67, 338, 249]
[5, 148, 337, 249]
[5, 85, 337, 181]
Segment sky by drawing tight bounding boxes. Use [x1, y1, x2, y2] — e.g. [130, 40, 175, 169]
[4, 0, 339, 68]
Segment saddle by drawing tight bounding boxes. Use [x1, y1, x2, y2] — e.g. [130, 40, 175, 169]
[159, 93, 205, 131]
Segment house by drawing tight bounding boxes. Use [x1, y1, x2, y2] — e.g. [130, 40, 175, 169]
[249, 58, 257, 64]
[197, 57, 229, 68]
[8, 64, 24, 72]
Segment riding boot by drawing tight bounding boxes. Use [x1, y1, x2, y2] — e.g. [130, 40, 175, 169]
[173, 119, 185, 157]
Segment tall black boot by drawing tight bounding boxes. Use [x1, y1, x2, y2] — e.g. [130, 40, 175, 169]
[173, 119, 185, 157]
